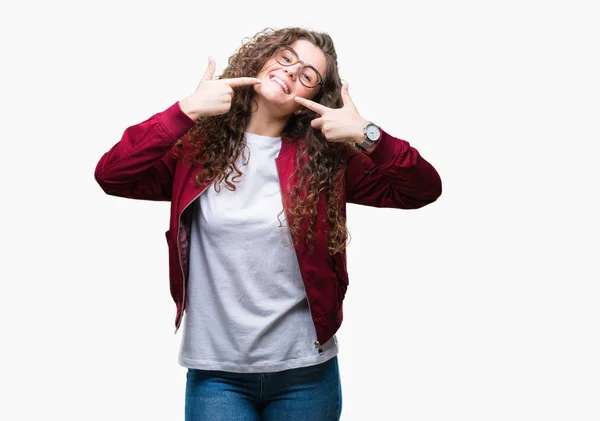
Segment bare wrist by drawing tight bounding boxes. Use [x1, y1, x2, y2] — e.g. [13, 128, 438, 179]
[353, 118, 370, 143]
[179, 97, 202, 120]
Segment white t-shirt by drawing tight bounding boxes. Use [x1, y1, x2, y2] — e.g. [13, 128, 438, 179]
[178, 132, 338, 373]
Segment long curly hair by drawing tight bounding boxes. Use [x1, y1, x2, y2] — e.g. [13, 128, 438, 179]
[183, 27, 352, 255]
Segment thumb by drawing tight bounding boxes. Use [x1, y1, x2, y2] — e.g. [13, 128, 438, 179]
[311, 117, 324, 130]
[201, 56, 216, 82]
[341, 82, 353, 108]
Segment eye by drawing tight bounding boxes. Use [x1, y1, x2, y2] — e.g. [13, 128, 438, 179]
[301, 72, 312, 82]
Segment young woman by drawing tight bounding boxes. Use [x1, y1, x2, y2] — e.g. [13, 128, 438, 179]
[95, 26, 442, 421]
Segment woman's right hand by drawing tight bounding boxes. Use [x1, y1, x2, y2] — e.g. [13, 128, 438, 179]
[179, 57, 262, 120]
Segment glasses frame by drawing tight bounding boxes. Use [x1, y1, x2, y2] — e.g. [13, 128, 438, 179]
[274, 46, 324, 89]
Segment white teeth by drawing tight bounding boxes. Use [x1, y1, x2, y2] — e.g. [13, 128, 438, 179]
[271, 76, 289, 94]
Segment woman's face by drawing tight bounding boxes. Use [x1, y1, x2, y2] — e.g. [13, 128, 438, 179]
[254, 39, 327, 116]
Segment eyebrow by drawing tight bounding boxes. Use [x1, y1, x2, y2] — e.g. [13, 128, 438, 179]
[286, 46, 308, 65]
[287, 46, 300, 57]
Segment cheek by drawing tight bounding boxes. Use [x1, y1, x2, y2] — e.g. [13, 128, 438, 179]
[258, 61, 277, 77]
[296, 85, 317, 100]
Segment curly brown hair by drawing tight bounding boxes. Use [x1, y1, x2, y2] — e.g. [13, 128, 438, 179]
[182, 27, 352, 255]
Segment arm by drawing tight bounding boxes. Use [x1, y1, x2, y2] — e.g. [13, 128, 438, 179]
[345, 129, 442, 209]
[94, 102, 196, 201]
[95, 58, 262, 201]
[293, 84, 442, 209]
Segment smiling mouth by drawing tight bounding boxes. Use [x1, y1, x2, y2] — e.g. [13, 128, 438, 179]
[269, 75, 290, 94]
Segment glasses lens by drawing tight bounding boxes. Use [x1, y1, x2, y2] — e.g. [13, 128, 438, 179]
[299, 66, 320, 88]
[276, 48, 297, 66]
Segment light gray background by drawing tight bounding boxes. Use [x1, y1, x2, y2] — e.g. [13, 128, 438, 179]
[1, 0, 598, 420]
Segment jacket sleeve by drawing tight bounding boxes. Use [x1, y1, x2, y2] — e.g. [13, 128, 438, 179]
[345, 129, 442, 209]
[94, 102, 197, 201]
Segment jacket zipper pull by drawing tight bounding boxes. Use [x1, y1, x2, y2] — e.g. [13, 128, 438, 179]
[314, 340, 323, 355]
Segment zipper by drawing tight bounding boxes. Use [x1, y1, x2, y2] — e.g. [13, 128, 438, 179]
[174, 184, 211, 334]
[275, 159, 322, 353]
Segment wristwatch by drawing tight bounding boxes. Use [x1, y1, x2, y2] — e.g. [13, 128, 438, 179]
[355, 122, 381, 151]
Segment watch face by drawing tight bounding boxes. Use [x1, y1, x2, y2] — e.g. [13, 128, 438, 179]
[365, 124, 380, 141]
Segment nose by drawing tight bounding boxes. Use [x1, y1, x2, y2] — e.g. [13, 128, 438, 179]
[283, 63, 302, 80]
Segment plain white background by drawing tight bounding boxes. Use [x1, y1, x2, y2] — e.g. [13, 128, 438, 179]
[1, 0, 599, 420]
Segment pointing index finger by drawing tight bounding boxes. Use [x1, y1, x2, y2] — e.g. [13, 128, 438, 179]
[294, 96, 328, 115]
[222, 77, 263, 87]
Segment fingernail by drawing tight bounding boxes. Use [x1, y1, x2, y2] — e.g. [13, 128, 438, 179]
[295, 97, 300, 101]
[256, 78, 262, 83]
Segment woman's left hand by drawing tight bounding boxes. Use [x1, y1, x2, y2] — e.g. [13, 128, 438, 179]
[295, 83, 369, 144]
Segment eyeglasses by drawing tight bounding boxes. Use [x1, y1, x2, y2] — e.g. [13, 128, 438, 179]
[274, 46, 324, 89]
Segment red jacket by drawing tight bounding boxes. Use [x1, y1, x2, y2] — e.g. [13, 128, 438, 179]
[95, 102, 442, 345]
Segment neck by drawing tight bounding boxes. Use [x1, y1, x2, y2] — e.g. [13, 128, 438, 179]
[245, 97, 291, 138]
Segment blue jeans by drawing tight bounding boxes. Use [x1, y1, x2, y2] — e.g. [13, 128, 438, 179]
[185, 356, 342, 420]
